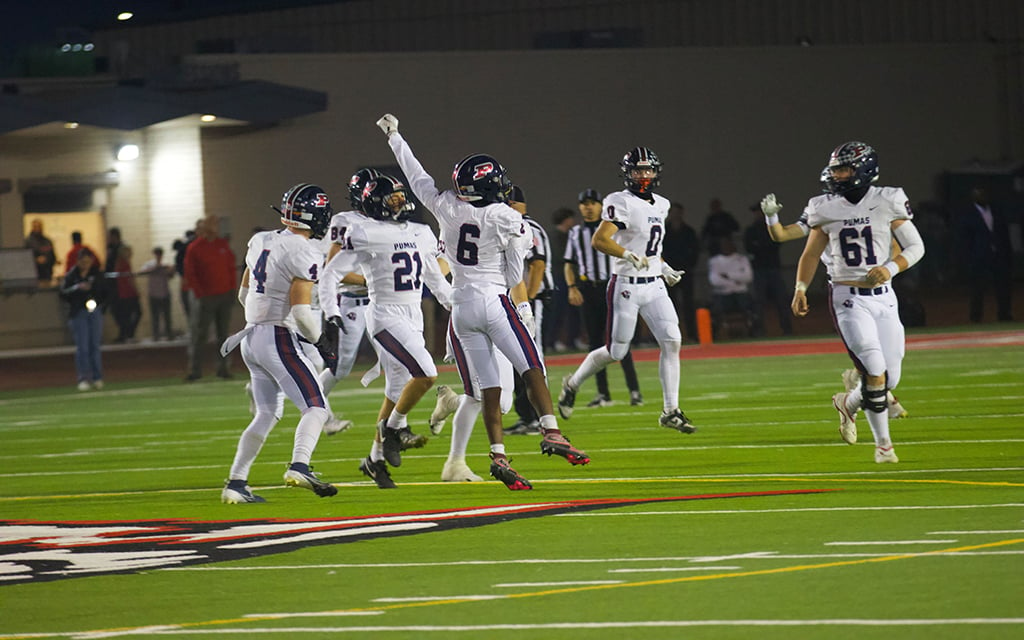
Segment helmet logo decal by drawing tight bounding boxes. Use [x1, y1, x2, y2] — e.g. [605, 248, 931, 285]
[314, 194, 329, 207]
[472, 162, 494, 180]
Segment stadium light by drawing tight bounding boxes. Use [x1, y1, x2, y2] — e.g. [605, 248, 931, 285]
[116, 144, 140, 161]
[117, 12, 134, 21]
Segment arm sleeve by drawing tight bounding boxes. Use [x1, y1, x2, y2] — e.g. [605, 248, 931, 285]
[387, 133, 446, 218]
[422, 254, 453, 309]
[892, 220, 925, 269]
[318, 235, 361, 318]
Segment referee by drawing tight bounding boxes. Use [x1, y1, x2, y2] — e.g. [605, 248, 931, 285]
[563, 188, 642, 407]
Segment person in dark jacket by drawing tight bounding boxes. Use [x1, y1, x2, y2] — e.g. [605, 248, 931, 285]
[957, 187, 1014, 322]
[60, 249, 110, 391]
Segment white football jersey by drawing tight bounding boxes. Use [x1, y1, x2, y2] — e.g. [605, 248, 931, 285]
[804, 186, 912, 283]
[796, 210, 835, 276]
[602, 189, 668, 277]
[243, 228, 323, 325]
[325, 210, 370, 297]
[388, 134, 531, 300]
[320, 217, 451, 308]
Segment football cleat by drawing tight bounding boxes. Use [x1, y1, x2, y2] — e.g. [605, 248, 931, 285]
[283, 463, 337, 497]
[398, 427, 428, 450]
[889, 395, 909, 419]
[540, 430, 590, 465]
[359, 457, 397, 489]
[586, 393, 613, 408]
[489, 456, 532, 490]
[323, 416, 353, 436]
[557, 375, 577, 419]
[832, 392, 857, 444]
[378, 420, 403, 467]
[841, 368, 860, 392]
[429, 385, 460, 435]
[504, 419, 540, 435]
[874, 445, 899, 464]
[630, 390, 644, 406]
[659, 409, 696, 434]
[221, 480, 266, 504]
[441, 459, 484, 482]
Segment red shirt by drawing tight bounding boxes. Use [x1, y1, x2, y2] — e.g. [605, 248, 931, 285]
[64, 244, 100, 273]
[183, 236, 237, 298]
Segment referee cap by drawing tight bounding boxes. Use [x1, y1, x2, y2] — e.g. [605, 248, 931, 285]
[578, 188, 601, 203]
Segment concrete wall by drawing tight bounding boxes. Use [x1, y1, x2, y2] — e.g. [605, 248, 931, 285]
[197, 43, 1002, 271]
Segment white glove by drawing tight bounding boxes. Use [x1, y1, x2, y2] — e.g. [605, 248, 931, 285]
[661, 263, 685, 287]
[622, 250, 649, 271]
[760, 193, 782, 217]
[516, 301, 536, 339]
[376, 113, 399, 136]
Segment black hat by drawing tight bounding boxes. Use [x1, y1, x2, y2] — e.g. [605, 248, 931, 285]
[578, 188, 601, 203]
[509, 185, 526, 204]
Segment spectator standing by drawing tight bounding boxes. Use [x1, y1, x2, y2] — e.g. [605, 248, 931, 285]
[701, 198, 740, 256]
[662, 202, 700, 342]
[173, 228, 197, 321]
[957, 187, 1014, 322]
[111, 245, 142, 343]
[543, 207, 579, 353]
[707, 235, 755, 337]
[743, 203, 794, 336]
[59, 249, 109, 391]
[138, 246, 175, 340]
[184, 216, 238, 380]
[25, 219, 58, 285]
[64, 231, 100, 274]
[563, 188, 642, 407]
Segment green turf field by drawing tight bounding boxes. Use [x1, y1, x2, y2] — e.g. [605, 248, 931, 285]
[1, 338, 1022, 639]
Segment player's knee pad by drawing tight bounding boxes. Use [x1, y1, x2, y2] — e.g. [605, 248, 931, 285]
[608, 341, 631, 361]
[861, 375, 889, 414]
[301, 406, 331, 425]
[245, 413, 279, 441]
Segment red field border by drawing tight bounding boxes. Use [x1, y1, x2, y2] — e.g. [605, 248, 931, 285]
[543, 328, 1024, 366]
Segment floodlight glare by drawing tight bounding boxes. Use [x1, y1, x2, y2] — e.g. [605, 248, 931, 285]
[117, 144, 140, 161]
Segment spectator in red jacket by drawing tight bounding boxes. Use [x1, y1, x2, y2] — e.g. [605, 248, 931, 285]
[64, 231, 101, 275]
[184, 216, 238, 380]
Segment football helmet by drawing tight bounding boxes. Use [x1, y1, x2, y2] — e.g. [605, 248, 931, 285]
[361, 175, 416, 222]
[348, 167, 383, 211]
[620, 147, 662, 195]
[277, 183, 332, 239]
[452, 153, 512, 205]
[822, 141, 878, 195]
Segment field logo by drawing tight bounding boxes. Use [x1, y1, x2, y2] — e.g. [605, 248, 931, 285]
[0, 490, 829, 584]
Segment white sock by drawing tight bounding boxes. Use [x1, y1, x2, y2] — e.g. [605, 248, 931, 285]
[370, 440, 384, 463]
[490, 443, 506, 456]
[659, 343, 680, 412]
[570, 346, 615, 390]
[291, 407, 328, 465]
[449, 395, 479, 460]
[387, 410, 408, 430]
[229, 413, 278, 480]
[539, 414, 558, 432]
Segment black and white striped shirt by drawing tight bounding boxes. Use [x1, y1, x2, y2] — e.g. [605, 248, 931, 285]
[564, 220, 611, 283]
[524, 216, 554, 295]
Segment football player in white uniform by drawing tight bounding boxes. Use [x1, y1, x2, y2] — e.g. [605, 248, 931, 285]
[315, 168, 385, 437]
[320, 174, 453, 488]
[760, 191, 909, 421]
[789, 142, 925, 463]
[557, 147, 694, 433]
[377, 112, 589, 490]
[220, 183, 339, 503]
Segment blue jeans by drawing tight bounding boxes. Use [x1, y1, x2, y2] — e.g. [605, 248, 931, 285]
[69, 311, 104, 382]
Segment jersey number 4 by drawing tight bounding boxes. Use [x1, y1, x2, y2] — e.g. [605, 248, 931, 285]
[252, 249, 318, 293]
[838, 226, 878, 267]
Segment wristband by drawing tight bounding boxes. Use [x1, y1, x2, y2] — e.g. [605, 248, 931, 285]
[882, 261, 900, 278]
[794, 281, 808, 293]
[764, 214, 780, 226]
